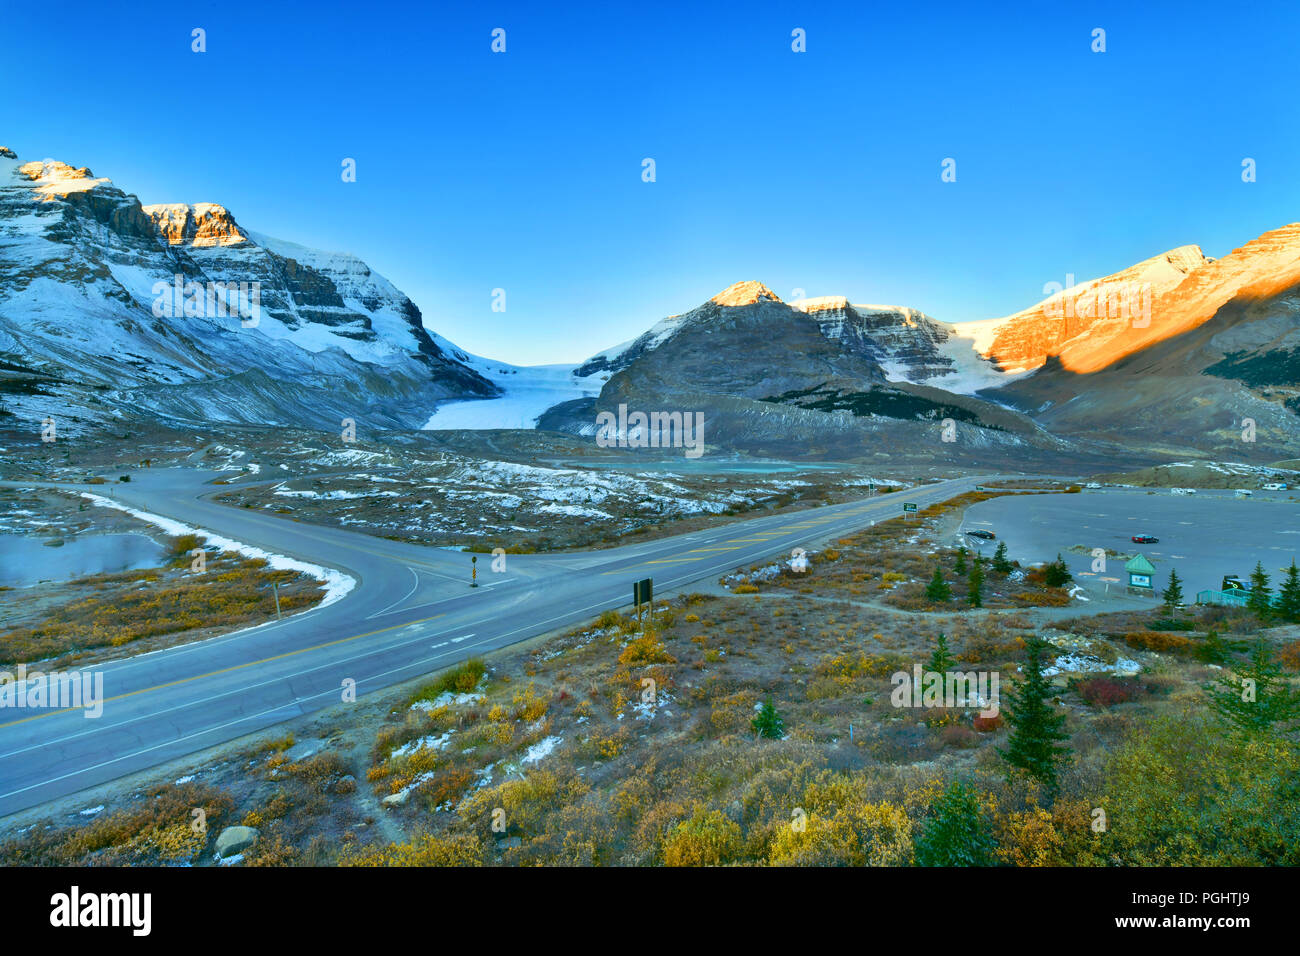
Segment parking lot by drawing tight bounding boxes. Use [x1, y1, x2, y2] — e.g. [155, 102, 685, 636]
[960, 489, 1300, 598]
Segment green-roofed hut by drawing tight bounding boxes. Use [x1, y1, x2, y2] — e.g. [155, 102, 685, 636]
[1125, 553, 1156, 593]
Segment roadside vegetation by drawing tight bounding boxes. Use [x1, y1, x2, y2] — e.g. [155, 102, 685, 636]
[4, 490, 1296, 867]
[0, 534, 325, 667]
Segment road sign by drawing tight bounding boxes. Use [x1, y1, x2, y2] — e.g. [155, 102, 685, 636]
[633, 578, 652, 605]
[902, 502, 918, 513]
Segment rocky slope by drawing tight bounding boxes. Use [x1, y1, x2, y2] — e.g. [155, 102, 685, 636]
[991, 227, 1300, 459]
[549, 282, 1100, 465]
[0, 147, 495, 435]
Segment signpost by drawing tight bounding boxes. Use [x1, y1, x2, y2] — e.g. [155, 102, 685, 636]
[633, 577, 653, 626]
[470, 555, 478, 588]
[261, 582, 283, 619]
[902, 501, 918, 521]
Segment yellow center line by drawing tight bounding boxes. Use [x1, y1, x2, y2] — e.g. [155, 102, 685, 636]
[0, 612, 447, 729]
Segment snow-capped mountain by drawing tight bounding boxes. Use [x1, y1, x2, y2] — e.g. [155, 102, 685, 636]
[0, 146, 495, 433]
[541, 280, 1079, 465]
[577, 281, 1019, 396]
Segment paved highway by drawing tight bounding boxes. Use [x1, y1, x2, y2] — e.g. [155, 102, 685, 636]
[0, 469, 993, 818]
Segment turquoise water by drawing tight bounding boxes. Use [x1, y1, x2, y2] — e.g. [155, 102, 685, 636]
[0, 533, 166, 588]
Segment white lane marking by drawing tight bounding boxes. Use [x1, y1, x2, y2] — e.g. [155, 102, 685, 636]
[366, 566, 422, 620]
[450, 634, 474, 643]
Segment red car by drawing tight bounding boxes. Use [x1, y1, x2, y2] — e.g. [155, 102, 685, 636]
[1131, 534, 1159, 544]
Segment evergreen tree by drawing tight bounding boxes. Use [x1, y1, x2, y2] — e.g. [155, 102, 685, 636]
[1196, 628, 1230, 666]
[914, 781, 995, 866]
[1247, 561, 1274, 617]
[1207, 639, 1300, 735]
[1162, 567, 1184, 615]
[1277, 559, 1300, 623]
[954, 546, 968, 575]
[925, 566, 952, 603]
[992, 540, 1013, 574]
[929, 632, 956, 673]
[1043, 554, 1073, 588]
[751, 700, 785, 739]
[999, 637, 1071, 800]
[967, 555, 984, 607]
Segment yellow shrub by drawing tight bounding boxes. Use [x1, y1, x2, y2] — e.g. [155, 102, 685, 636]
[662, 806, 744, 866]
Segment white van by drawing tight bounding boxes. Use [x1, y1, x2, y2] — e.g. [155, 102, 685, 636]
[1235, 489, 1253, 498]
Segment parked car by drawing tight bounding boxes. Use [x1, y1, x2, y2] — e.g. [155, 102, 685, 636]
[1084, 482, 1102, 489]
[1263, 482, 1288, 491]
[1171, 487, 1196, 495]
[965, 529, 996, 540]
[1131, 534, 1159, 544]
[1235, 488, 1253, 498]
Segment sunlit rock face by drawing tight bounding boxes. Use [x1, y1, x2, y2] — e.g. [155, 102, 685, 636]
[144, 203, 248, 247]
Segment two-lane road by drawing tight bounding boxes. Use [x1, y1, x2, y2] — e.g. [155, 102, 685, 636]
[0, 470, 994, 818]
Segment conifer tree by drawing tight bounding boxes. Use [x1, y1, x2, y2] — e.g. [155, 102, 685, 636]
[1162, 567, 1184, 615]
[1207, 639, 1300, 735]
[914, 781, 995, 866]
[999, 637, 1070, 800]
[992, 540, 1013, 574]
[929, 631, 956, 673]
[967, 555, 984, 608]
[1277, 559, 1300, 623]
[926, 566, 952, 603]
[1247, 561, 1273, 617]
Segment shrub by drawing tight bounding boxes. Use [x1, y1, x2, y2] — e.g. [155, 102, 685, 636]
[769, 801, 912, 867]
[618, 634, 676, 666]
[342, 832, 485, 866]
[662, 806, 744, 866]
[1121, 631, 1193, 653]
[1074, 676, 1147, 707]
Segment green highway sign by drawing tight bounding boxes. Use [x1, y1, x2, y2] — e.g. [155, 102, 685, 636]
[902, 502, 918, 513]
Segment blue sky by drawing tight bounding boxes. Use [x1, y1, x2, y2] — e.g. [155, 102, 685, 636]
[3, 0, 1297, 364]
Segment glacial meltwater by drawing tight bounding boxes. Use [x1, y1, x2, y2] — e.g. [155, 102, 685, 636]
[0, 533, 166, 588]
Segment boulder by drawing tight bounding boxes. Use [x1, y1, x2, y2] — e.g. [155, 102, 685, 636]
[215, 825, 260, 858]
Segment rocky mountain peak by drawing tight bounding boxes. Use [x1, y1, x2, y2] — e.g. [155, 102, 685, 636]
[711, 280, 782, 307]
[15, 158, 111, 198]
[143, 202, 248, 247]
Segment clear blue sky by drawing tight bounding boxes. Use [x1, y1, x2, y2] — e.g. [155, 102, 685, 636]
[3, 0, 1297, 364]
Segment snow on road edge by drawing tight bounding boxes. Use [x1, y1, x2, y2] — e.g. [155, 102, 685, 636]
[80, 493, 356, 607]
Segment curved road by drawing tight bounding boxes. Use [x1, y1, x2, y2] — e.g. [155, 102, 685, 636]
[0, 469, 994, 818]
